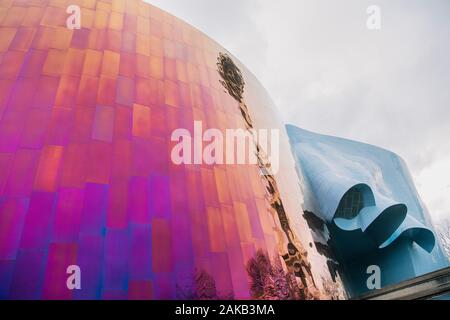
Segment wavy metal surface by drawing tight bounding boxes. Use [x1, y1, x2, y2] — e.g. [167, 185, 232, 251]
[287, 124, 449, 296]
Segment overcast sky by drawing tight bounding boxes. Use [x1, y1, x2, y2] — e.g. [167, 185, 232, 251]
[147, 0, 450, 222]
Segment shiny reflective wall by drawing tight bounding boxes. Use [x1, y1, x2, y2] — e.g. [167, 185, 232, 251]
[287, 126, 449, 297]
[0, 0, 336, 299]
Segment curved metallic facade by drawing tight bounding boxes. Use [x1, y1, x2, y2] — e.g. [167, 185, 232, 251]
[287, 125, 448, 297]
[0, 0, 340, 299]
[1, 0, 446, 301]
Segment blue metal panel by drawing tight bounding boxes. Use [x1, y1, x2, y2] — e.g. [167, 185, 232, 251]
[286, 124, 449, 296]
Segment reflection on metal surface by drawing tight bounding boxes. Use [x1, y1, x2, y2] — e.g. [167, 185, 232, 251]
[217, 53, 317, 298]
[176, 269, 234, 300]
[246, 250, 292, 300]
[287, 125, 449, 297]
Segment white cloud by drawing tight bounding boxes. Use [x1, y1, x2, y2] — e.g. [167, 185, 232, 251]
[147, 0, 450, 222]
[416, 155, 450, 222]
